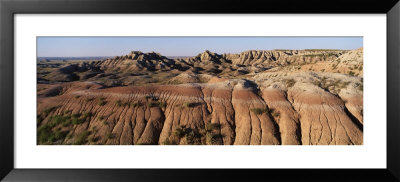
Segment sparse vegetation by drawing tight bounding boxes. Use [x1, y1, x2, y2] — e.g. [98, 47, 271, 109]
[106, 132, 114, 139]
[173, 125, 186, 138]
[131, 101, 143, 108]
[98, 99, 107, 106]
[37, 48, 364, 146]
[285, 79, 296, 88]
[162, 138, 171, 145]
[37, 114, 78, 144]
[270, 108, 280, 118]
[250, 108, 268, 115]
[158, 102, 167, 108]
[37, 115, 43, 125]
[73, 131, 89, 145]
[172, 124, 219, 145]
[314, 77, 351, 93]
[182, 102, 193, 108]
[358, 83, 363, 91]
[168, 80, 182, 85]
[116, 100, 123, 106]
[43, 106, 58, 116]
[205, 122, 221, 132]
[147, 102, 158, 107]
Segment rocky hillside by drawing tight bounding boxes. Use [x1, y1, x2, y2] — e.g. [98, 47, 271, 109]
[37, 48, 363, 145]
[38, 49, 357, 84]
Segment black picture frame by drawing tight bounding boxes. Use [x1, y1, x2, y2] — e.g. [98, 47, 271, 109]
[1, 0, 399, 181]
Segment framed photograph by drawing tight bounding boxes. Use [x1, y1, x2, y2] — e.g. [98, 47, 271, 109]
[1, 0, 399, 181]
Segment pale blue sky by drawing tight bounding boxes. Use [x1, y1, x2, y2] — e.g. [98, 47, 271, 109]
[37, 37, 363, 57]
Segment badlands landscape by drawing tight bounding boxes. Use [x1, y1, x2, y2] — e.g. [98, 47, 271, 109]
[37, 48, 363, 145]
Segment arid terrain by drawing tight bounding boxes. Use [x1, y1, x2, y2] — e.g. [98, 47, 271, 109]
[37, 48, 363, 145]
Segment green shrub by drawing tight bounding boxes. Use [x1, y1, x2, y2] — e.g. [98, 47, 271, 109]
[71, 118, 84, 125]
[73, 131, 89, 145]
[131, 102, 143, 107]
[146, 101, 164, 108]
[81, 112, 92, 120]
[106, 132, 113, 139]
[71, 113, 81, 118]
[116, 100, 122, 107]
[37, 115, 43, 125]
[43, 106, 58, 116]
[37, 124, 68, 144]
[49, 115, 70, 127]
[62, 120, 72, 127]
[37, 125, 52, 144]
[348, 71, 356, 76]
[173, 125, 186, 138]
[98, 100, 107, 106]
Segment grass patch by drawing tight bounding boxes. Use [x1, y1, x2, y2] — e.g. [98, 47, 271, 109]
[37, 114, 73, 144]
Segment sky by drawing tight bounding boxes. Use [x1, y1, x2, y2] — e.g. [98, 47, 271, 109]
[37, 37, 363, 57]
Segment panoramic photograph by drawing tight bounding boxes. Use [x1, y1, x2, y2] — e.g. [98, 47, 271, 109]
[36, 37, 363, 145]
